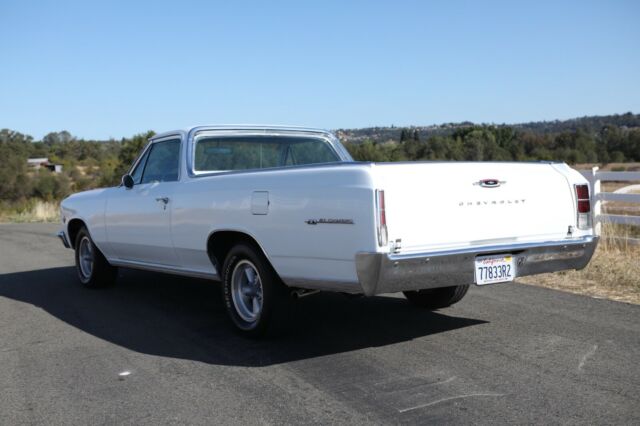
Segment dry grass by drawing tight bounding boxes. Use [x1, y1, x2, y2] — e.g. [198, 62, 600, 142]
[519, 225, 640, 304]
[0, 201, 60, 223]
[601, 186, 640, 217]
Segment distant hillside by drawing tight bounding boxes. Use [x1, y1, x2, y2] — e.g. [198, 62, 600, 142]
[1, 112, 639, 216]
[335, 112, 640, 144]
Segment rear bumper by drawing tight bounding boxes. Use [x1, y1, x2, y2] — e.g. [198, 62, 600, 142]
[355, 236, 599, 296]
[57, 230, 71, 249]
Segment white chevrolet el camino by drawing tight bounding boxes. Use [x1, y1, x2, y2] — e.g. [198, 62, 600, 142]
[58, 126, 598, 336]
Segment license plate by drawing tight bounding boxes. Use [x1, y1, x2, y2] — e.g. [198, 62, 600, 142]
[474, 254, 516, 285]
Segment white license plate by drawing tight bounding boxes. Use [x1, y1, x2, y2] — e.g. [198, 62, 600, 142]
[474, 254, 516, 285]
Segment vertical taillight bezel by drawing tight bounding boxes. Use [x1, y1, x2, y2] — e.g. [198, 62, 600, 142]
[574, 184, 592, 230]
[375, 189, 388, 247]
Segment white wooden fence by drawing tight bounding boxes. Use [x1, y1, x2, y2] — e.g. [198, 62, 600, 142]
[579, 167, 640, 244]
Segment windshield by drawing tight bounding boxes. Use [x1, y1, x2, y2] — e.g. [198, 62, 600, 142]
[193, 135, 340, 172]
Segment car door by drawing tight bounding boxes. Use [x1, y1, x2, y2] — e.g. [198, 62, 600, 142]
[105, 138, 181, 266]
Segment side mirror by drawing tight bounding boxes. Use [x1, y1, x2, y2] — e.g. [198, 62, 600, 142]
[122, 174, 134, 189]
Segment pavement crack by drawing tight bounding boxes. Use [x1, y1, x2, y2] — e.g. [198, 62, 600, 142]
[578, 344, 598, 371]
[398, 393, 505, 413]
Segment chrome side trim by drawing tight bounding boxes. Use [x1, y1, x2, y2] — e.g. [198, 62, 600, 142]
[355, 236, 599, 296]
[57, 230, 71, 249]
[108, 258, 219, 281]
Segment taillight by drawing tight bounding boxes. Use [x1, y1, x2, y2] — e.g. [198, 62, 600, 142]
[576, 185, 589, 200]
[376, 189, 388, 246]
[577, 200, 590, 214]
[575, 184, 592, 229]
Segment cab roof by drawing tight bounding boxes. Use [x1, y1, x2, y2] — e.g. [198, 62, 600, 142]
[151, 125, 332, 141]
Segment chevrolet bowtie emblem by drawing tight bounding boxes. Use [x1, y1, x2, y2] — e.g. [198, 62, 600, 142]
[474, 179, 506, 188]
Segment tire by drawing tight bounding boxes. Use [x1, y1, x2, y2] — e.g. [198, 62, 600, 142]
[221, 243, 291, 337]
[74, 227, 117, 288]
[403, 285, 469, 309]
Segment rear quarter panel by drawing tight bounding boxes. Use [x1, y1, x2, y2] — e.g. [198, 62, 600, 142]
[170, 164, 377, 287]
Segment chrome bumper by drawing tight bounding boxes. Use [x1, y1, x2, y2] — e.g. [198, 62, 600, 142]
[57, 230, 71, 249]
[355, 236, 599, 296]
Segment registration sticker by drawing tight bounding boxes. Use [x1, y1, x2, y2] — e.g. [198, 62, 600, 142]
[474, 254, 516, 285]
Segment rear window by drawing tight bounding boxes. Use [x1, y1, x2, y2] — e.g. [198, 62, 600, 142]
[194, 136, 339, 172]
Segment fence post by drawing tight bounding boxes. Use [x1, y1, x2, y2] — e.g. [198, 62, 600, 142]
[591, 166, 601, 235]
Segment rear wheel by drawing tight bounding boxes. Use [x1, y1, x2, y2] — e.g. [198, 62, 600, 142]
[221, 243, 291, 337]
[74, 227, 117, 288]
[403, 285, 469, 309]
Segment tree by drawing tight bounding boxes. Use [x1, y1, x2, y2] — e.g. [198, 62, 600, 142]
[403, 138, 423, 159]
[43, 131, 74, 145]
[0, 129, 33, 200]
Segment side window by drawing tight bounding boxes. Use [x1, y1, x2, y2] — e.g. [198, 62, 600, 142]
[141, 139, 181, 184]
[129, 148, 150, 185]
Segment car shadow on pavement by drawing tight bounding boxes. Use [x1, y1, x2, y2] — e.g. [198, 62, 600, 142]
[0, 266, 487, 367]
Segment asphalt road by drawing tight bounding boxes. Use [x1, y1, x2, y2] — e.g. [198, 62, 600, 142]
[1, 223, 639, 425]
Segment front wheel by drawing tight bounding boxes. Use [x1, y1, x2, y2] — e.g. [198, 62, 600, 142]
[74, 227, 117, 288]
[221, 243, 291, 337]
[403, 285, 469, 309]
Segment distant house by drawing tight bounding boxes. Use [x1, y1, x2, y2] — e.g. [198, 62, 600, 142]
[27, 158, 49, 168]
[27, 158, 63, 173]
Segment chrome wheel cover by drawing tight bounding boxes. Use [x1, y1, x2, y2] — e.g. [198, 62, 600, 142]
[78, 236, 94, 280]
[231, 260, 264, 323]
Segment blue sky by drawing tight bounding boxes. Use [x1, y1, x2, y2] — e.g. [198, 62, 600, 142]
[1, 0, 638, 140]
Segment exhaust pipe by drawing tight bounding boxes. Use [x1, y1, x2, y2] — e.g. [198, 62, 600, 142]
[291, 289, 320, 299]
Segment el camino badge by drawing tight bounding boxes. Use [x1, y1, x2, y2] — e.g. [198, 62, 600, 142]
[305, 218, 354, 225]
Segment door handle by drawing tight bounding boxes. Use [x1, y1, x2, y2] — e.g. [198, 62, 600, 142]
[155, 197, 169, 209]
